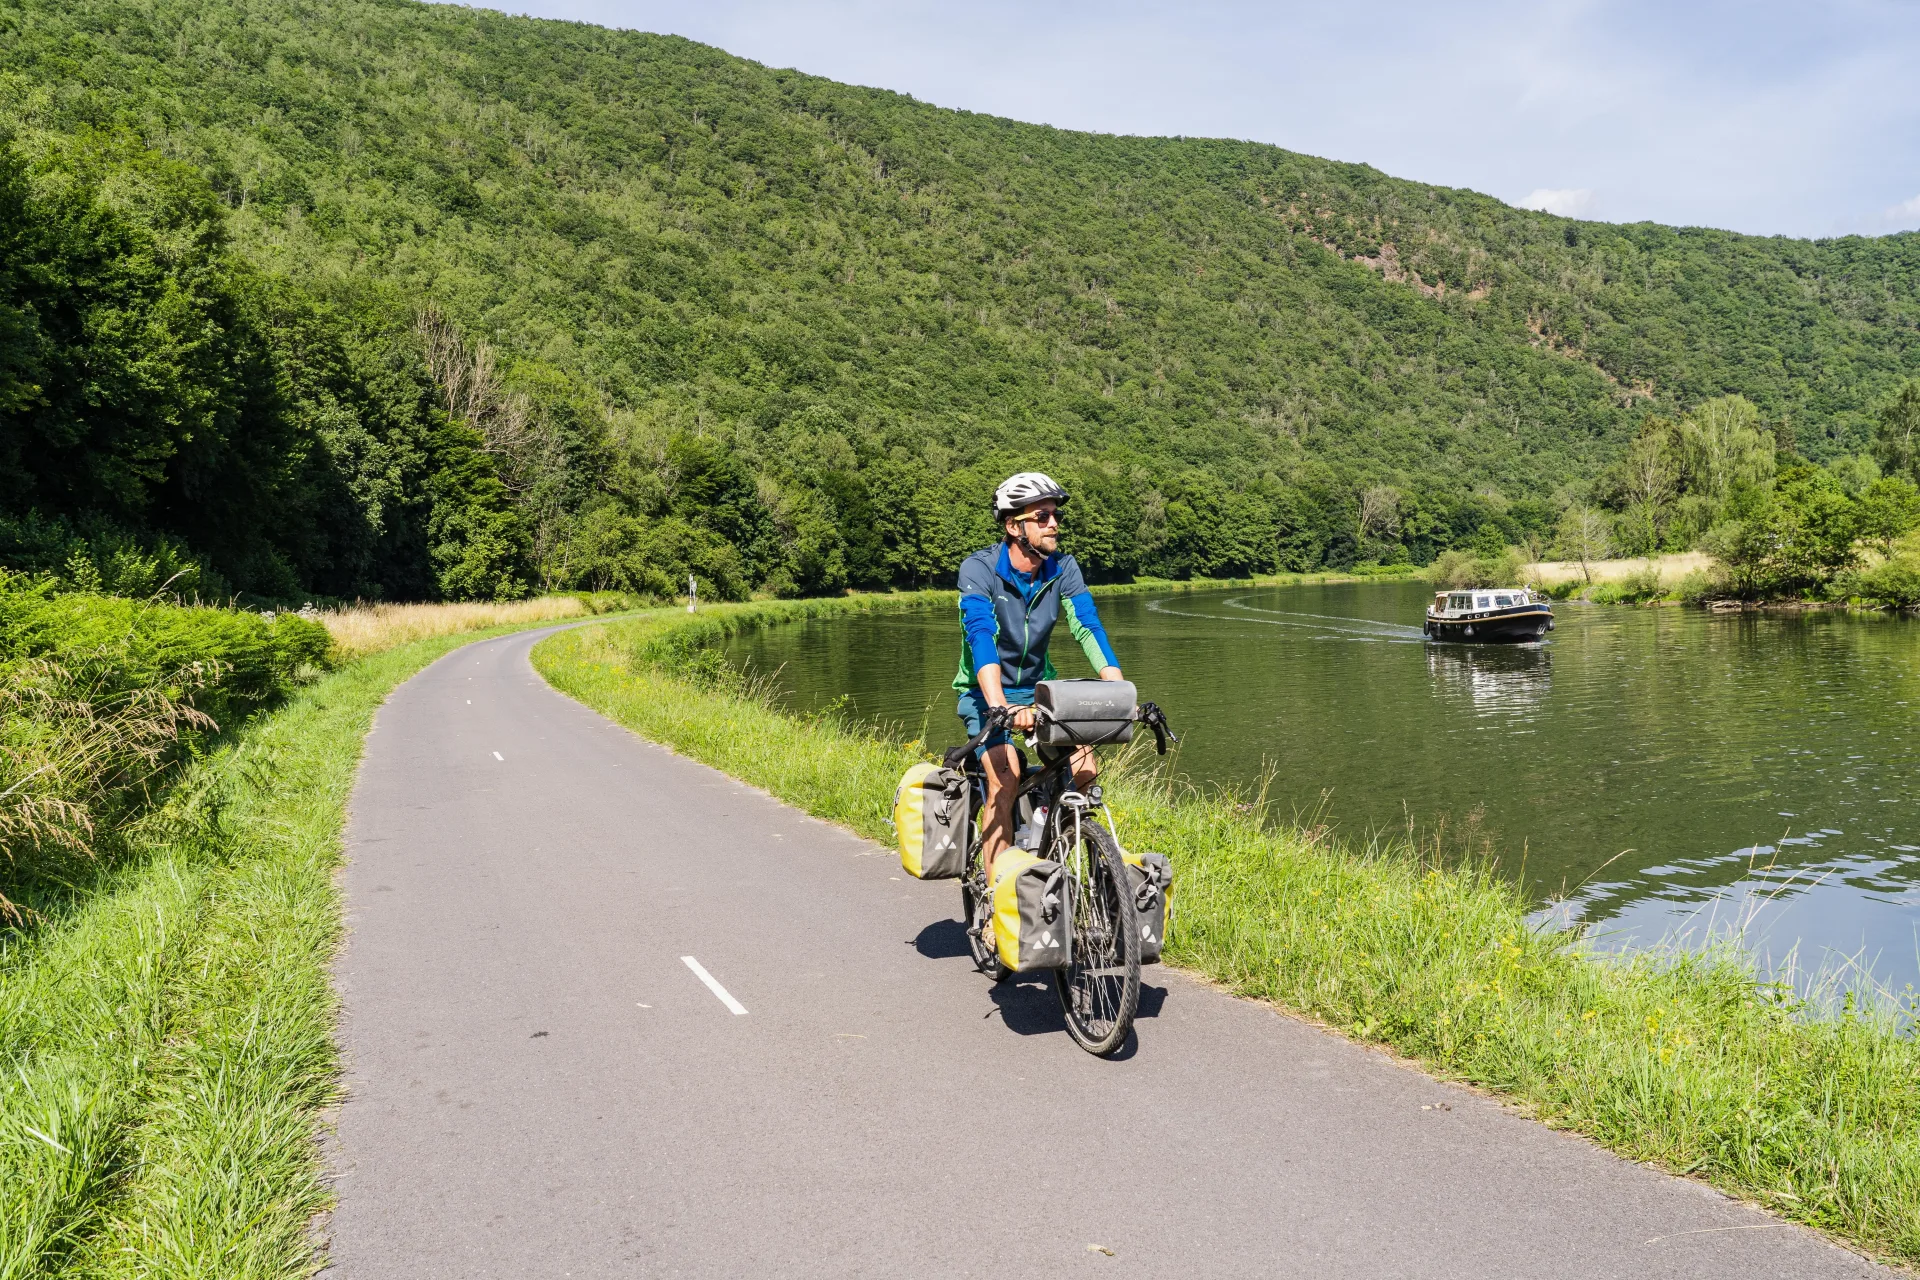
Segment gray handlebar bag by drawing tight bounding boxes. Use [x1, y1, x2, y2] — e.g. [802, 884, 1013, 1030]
[1031, 679, 1136, 747]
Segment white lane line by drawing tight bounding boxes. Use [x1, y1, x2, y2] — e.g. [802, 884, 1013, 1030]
[681, 956, 748, 1015]
[492, 751, 504, 761]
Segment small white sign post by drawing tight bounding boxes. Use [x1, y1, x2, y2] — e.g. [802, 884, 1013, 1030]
[688, 574, 697, 613]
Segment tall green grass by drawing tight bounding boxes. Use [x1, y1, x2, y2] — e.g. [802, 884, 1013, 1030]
[1, 572, 333, 922]
[535, 602, 1920, 1268]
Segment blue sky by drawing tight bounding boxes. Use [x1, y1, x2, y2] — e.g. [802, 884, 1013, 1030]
[478, 0, 1920, 239]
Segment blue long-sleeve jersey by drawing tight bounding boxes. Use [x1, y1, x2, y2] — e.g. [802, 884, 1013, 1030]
[952, 543, 1118, 693]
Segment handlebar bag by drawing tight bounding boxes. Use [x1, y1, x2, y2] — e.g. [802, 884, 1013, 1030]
[990, 849, 1073, 972]
[1121, 849, 1174, 964]
[891, 762, 969, 880]
[1031, 678, 1136, 747]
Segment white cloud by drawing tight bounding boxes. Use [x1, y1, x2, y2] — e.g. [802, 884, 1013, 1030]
[1886, 193, 1920, 227]
[1519, 188, 1596, 217]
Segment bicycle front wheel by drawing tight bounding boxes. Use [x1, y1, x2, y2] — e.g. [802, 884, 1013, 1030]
[1050, 817, 1139, 1056]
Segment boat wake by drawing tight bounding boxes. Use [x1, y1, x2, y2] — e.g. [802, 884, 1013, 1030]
[1145, 596, 1426, 642]
[1223, 598, 1429, 640]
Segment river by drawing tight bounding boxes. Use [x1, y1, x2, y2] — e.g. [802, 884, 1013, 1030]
[724, 580, 1920, 998]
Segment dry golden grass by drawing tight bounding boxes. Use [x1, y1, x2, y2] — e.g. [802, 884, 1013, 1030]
[320, 597, 588, 659]
[1523, 551, 1713, 586]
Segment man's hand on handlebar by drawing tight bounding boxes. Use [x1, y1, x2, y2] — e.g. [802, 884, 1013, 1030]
[986, 702, 1037, 732]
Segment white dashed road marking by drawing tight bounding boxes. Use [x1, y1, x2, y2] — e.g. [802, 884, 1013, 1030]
[492, 751, 503, 761]
[681, 956, 748, 1015]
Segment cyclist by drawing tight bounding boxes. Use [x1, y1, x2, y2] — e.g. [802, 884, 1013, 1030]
[955, 472, 1125, 887]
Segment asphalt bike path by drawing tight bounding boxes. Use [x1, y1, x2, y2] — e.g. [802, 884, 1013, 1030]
[325, 627, 1886, 1278]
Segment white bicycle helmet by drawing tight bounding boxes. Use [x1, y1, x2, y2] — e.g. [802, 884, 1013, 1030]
[992, 471, 1070, 519]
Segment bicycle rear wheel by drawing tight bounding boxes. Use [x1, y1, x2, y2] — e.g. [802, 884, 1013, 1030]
[1051, 817, 1139, 1056]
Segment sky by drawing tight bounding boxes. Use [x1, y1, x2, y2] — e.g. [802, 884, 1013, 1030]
[476, 0, 1920, 239]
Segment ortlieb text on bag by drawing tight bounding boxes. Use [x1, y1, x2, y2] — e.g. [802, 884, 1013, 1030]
[892, 762, 969, 879]
[1122, 849, 1173, 964]
[991, 849, 1072, 971]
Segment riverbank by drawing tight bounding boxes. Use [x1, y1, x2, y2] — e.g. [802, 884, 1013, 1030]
[0, 604, 628, 1278]
[535, 596, 1920, 1269]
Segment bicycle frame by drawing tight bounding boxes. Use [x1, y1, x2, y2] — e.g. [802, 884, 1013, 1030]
[954, 714, 1125, 876]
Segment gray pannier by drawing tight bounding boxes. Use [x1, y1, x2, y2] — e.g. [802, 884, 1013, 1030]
[1122, 849, 1173, 964]
[1031, 678, 1136, 748]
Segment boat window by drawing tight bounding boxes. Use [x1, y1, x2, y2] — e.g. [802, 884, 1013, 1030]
[1474, 595, 1491, 609]
[1448, 593, 1471, 609]
[1494, 594, 1513, 607]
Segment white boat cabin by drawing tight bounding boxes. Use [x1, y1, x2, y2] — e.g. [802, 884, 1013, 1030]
[1430, 588, 1542, 618]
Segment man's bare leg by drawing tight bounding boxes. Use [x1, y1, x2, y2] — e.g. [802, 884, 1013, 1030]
[978, 742, 1022, 891]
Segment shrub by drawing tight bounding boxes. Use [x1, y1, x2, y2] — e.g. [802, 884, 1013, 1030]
[3, 587, 331, 725]
[1587, 568, 1665, 605]
[1430, 547, 1525, 589]
[1674, 567, 1732, 604]
[1837, 558, 1920, 609]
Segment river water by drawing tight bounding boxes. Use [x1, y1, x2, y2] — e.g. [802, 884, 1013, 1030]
[724, 581, 1920, 997]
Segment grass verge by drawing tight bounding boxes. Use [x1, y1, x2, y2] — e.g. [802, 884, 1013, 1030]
[0, 614, 595, 1279]
[534, 599, 1920, 1268]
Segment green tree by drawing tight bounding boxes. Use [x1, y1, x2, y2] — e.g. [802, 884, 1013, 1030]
[1872, 382, 1920, 484]
[1705, 464, 1859, 597]
[1608, 418, 1681, 555]
[1556, 506, 1612, 582]
[1678, 396, 1776, 520]
[1854, 477, 1920, 559]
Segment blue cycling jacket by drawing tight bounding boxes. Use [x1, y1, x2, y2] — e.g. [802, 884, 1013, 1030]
[952, 543, 1119, 693]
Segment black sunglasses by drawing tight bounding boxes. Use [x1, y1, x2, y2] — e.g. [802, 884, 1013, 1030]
[1019, 509, 1061, 526]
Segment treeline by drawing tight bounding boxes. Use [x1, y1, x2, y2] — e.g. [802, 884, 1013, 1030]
[3, 0, 1918, 603]
[1569, 387, 1920, 602]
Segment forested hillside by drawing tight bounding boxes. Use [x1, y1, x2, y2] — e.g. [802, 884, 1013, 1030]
[3, 0, 1918, 600]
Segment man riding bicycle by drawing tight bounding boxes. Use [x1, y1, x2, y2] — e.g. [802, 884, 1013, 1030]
[955, 472, 1125, 887]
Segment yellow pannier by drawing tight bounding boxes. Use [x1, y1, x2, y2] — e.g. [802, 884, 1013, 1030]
[991, 849, 1072, 972]
[892, 762, 969, 879]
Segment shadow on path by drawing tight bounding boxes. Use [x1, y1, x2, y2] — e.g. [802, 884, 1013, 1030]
[911, 916, 1169, 1060]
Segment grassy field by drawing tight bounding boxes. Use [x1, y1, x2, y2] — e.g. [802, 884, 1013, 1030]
[535, 598, 1920, 1269]
[317, 593, 634, 660]
[0, 606, 609, 1279]
[1524, 552, 1716, 587]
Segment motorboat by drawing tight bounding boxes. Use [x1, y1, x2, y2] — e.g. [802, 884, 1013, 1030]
[1424, 587, 1553, 644]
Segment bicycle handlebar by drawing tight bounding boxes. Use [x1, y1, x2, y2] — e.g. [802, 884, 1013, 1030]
[942, 699, 1180, 767]
[1136, 701, 1178, 756]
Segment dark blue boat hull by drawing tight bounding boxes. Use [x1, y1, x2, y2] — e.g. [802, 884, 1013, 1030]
[1424, 605, 1553, 644]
